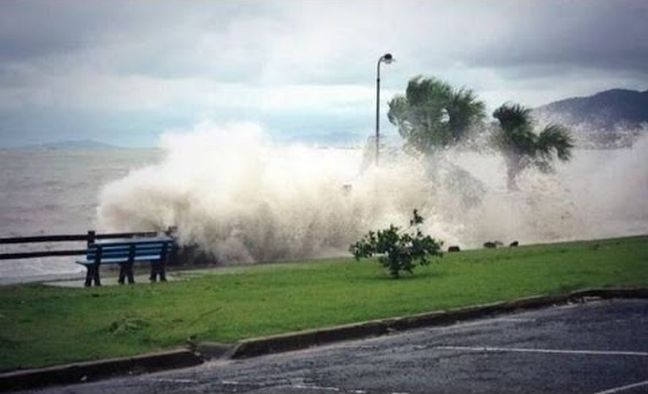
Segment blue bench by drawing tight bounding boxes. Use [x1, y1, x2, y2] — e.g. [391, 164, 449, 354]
[76, 236, 176, 287]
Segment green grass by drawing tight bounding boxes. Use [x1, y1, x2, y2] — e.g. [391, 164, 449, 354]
[1, 235, 647, 371]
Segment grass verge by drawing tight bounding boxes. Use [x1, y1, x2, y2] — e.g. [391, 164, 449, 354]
[1, 235, 647, 371]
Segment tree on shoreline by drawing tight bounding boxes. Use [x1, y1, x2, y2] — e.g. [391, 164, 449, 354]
[492, 103, 574, 191]
[388, 76, 485, 155]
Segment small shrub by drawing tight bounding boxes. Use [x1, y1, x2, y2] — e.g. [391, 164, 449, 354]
[349, 210, 443, 278]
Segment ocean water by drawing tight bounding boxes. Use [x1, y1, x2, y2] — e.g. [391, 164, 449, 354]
[1, 129, 647, 282]
[0, 148, 161, 281]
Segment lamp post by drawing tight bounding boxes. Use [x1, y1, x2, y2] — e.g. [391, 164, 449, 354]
[375, 53, 393, 166]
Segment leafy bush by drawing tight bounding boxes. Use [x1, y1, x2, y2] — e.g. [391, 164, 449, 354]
[350, 210, 443, 278]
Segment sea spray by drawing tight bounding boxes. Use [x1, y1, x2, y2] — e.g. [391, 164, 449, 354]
[97, 122, 439, 262]
[97, 122, 648, 263]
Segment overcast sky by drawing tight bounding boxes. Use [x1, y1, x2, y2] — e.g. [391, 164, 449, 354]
[1, 0, 646, 147]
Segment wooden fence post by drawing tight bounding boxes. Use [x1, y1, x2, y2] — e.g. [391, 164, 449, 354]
[87, 231, 95, 248]
[84, 231, 97, 287]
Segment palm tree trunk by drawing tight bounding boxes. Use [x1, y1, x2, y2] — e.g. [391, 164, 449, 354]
[505, 154, 521, 191]
[507, 165, 519, 191]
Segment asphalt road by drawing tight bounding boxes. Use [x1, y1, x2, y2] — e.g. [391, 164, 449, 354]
[34, 299, 648, 394]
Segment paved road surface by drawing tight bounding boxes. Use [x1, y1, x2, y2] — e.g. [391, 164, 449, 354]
[34, 299, 648, 393]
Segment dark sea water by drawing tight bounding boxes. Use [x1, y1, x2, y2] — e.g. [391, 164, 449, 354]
[0, 148, 161, 281]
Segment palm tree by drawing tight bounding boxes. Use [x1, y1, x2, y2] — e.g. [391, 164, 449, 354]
[492, 103, 574, 191]
[388, 76, 485, 155]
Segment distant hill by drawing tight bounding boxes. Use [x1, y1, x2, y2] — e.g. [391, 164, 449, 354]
[535, 88, 648, 130]
[19, 139, 119, 150]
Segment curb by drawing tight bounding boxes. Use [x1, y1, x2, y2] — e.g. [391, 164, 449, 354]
[0, 349, 201, 392]
[2, 287, 646, 391]
[228, 287, 648, 359]
[192, 342, 236, 360]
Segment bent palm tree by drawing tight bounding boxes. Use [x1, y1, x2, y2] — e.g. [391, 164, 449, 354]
[388, 76, 485, 155]
[492, 103, 574, 191]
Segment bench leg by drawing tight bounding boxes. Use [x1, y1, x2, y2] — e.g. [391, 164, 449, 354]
[149, 262, 167, 282]
[126, 262, 135, 284]
[150, 263, 158, 282]
[84, 266, 93, 287]
[118, 263, 135, 284]
[118, 264, 126, 285]
[159, 261, 167, 282]
[93, 263, 101, 286]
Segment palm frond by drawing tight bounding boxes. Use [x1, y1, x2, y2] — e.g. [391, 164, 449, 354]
[538, 124, 574, 161]
[406, 76, 452, 107]
[387, 95, 410, 127]
[389, 76, 486, 154]
[493, 103, 531, 133]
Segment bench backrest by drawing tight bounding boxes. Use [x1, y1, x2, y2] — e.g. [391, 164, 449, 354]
[85, 237, 175, 262]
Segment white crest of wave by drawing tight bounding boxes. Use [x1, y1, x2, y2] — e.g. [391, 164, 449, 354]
[97, 122, 435, 262]
[97, 122, 648, 263]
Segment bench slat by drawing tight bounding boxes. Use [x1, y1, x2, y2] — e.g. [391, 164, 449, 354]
[76, 254, 165, 266]
[97, 241, 170, 249]
[87, 245, 170, 256]
[93, 238, 174, 248]
[90, 246, 168, 254]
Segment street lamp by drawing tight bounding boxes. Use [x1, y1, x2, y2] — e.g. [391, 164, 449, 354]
[375, 53, 393, 166]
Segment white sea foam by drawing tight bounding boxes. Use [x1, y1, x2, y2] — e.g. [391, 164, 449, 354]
[96, 122, 648, 264]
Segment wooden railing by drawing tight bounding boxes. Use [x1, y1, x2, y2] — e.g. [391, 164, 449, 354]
[0, 230, 169, 260]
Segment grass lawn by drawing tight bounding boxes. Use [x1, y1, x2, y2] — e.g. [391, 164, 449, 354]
[1, 235, 647, 371]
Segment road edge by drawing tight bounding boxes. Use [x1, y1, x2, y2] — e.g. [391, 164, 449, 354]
[0, 349, 201, 392]
[2, 287, 646, 391]
[228, 287, 648, 358]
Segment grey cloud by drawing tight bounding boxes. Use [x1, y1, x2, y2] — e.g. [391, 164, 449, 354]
[466, 0, 648, 76]
[0, 0, 279, 80]
[4, 0, 646, 85]
[1, 0, 647, 147]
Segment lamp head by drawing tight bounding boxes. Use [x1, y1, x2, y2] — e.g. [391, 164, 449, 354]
[381, 53, 394, 64]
